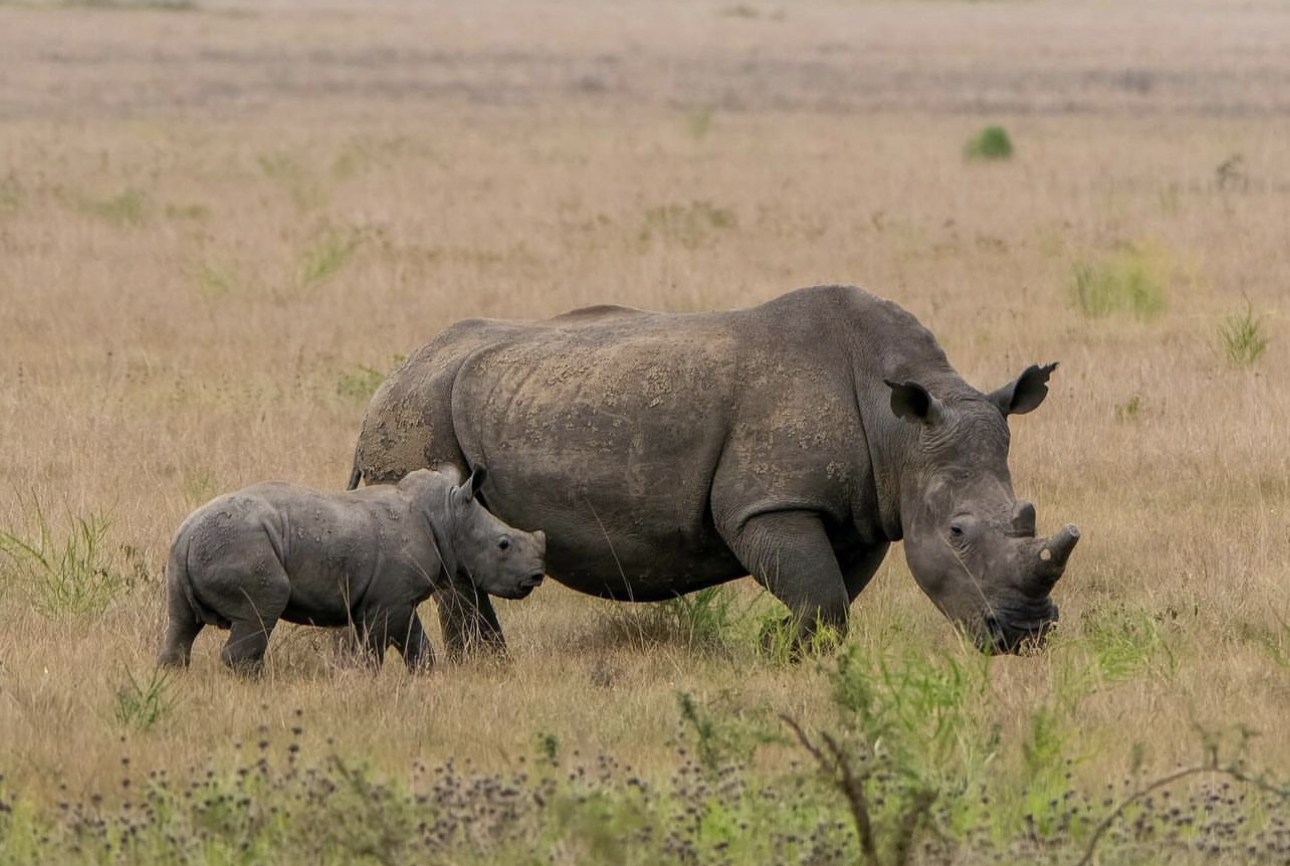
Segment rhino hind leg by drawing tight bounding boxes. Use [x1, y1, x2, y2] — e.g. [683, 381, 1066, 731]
[217, 569, 291, 675]
[721, 510, 851, 652]
[390, 610, 434, 673]
[159, 591, 204, 668]
[222, 616, 283, 675]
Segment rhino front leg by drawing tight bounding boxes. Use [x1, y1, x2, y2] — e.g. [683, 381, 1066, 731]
[435, 574, 506, 662]
[720, 510, 850, 651]
[840, 541, 891, 603]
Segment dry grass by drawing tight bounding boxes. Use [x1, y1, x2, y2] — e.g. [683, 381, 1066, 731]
[1, 0, 1289, 859]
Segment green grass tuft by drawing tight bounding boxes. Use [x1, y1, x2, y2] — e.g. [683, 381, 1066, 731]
[1218, 299, 1270, 369]
[297, 228, 361, 289]
[78, 188, 150, 227]
[963, 125, 1013, 160]
[114, 668, 179, 732]
[0, 502, 129, 616]
[1069, 243, 1169, 320]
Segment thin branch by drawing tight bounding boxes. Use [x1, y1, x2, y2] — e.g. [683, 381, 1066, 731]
[1075, 762, 1290, 866]
[781, 714, 879, 866]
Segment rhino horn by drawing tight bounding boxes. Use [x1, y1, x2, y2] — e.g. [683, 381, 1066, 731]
[1035, 524, 1080, 588]
[1010, 500, 1037, 537]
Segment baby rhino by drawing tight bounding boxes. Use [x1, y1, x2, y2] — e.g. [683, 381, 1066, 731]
[159, 466, 546, 673]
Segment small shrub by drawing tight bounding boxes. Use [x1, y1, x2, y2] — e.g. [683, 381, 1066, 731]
[191, 261, 243, 299]
[1216, 153, 1247, 191]
[0, 502, 128, 616]
[639, 201, 737, 250]
[1113, 393, 1142, 421]
[164, 202, 211, 220]
[1218, 299, 1270, 368]
[0, 173, 21, 214]
[681, 104, 715, 140]
[114, 668, 179, 732]
[296, 228, 361, 289]
[1080, 604, 1172, 683]
[1069, 244, 1168, 320]
[78, 188, 150, 227]
[336, 364, 385, 402]
[963, 125, 1013, 161]
[259, 152, 327, 210]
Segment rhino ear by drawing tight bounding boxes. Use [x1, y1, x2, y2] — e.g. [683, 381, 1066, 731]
[462, 465, 488, 503]
[989, 363, 1058, 417]
[885, 379, 943, 425]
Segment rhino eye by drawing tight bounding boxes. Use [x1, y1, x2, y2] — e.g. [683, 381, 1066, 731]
[949, 524, 964, 539]
[498, 536, 511, 552]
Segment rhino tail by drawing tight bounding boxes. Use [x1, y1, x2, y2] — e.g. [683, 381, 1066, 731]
[346, 443, 363, 490]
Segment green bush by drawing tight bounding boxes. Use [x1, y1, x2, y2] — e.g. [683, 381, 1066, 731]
[963, 125, 1013, 161]
[1069, 244, 1169, 320]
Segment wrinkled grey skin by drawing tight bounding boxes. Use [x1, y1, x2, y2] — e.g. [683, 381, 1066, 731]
[159, 466, 546, 673]
[349, 285, 1079, 656]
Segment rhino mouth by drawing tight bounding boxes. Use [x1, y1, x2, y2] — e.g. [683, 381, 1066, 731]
[509, 572, 546, 599]
[980, 603, 1059, 655]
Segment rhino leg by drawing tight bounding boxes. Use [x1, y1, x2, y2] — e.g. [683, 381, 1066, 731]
[159, 580, 204, 668]
[435, 575, 506, 662]
[218, 573, 291, 675]
[840, 542, 891, 602]
[222, 616, 282, 674]
[721, 510, 850, 650]
[391, 610, 434, 673]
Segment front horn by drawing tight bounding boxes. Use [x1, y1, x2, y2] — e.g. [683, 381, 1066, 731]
[1036, 524, 1080, 588]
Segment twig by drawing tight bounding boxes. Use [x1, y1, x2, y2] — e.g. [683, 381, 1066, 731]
[1075, 762, 1290, 866]
[781, 714, 879, 866]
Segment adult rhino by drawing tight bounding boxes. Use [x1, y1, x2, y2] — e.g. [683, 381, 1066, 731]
[349, 285, 1079, 656]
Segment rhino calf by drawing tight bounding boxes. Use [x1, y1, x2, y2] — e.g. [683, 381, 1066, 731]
[159, 466, 546, 673]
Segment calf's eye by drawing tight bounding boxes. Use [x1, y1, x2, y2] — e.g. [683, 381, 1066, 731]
[498, 537, 511, 551]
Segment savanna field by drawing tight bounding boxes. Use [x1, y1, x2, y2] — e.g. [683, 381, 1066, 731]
[1, 0, 1289, 862]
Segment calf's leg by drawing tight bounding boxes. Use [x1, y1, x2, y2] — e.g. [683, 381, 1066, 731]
[159, 586, 204, 668]
[213, 559, 291, 675]
[391, 610, 434, 673]
[435, 575, 506, 662]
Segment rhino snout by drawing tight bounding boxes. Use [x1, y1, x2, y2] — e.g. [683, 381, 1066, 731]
[982, 600, 1059, 654]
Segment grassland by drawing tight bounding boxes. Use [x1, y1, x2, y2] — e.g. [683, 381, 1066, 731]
[1, 0, 1289, 862]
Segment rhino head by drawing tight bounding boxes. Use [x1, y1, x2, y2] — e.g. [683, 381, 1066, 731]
[886, 363, 1079, 654]
[437, 465, 548, 600]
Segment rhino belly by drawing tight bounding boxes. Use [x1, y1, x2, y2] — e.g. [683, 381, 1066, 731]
[540, 520, 748, 600]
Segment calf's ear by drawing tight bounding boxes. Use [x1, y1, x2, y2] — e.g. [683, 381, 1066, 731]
[461, 465, 489, 503]
[989, 362, 1058, 416]
[885, 379, 944, 426]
